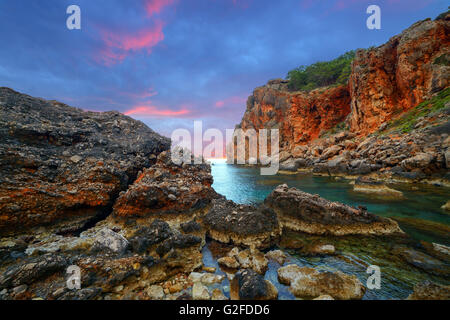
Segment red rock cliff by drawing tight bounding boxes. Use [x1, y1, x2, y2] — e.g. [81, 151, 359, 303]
[349, 17, 450, 135]
[238, 80, 351, 151]
[237, 15, 449, 151]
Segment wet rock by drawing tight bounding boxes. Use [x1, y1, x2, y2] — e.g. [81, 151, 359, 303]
[407, 281, 450, 300]
[265, 250, 287, 265]
[203, 198, 281, 249]
[92, 228, 129, 254]
[0, 253, 67, 289]
[265, 184, 402, 236]
[305, 243, 336, 256]
[278, 264, 365, 300]
[192, 282, 210, 300]
[230, 269, 278, 300]
[392, 246, 450, 276]
[0, 87, 170, 235]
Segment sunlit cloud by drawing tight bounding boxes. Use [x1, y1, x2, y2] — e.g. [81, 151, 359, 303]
[145, 0, 176, 16]
[215, 95, 247, 108]
[125, 103, 190, 117]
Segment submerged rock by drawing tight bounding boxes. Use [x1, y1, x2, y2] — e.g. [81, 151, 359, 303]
[392, 246, 450, 276]
[265, 184, 403, 236]
[277, 264, 365, 300]
[353, 177, 404, 199]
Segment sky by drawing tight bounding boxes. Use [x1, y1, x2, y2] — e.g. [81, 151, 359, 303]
[0, 0, 448, 138]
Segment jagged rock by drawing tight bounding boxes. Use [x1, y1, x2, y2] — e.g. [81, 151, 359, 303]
[0, 253, 67, 289]
[407, 281, 450, 300]
[202, 198, 281, 249]
[113, 151, 216, 221]
[277, 264, 365, 300]
[0, 87, 170, 235]
[349, 17, 449, 134]
[279, 158, 299, 172]
[230, 269, 278, 300]
[200, 273, 224, 285]
[92, 228, 129, 254]
[265, 184, 402, 236]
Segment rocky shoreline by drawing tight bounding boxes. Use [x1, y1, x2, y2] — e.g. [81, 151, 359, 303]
[1, 88, 449, 300]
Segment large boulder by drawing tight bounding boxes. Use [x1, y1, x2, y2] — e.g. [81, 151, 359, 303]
[265, 184, 403, 236]
[0, 87, 170, 235]
[112, 151, 216, 221]
[202, 198, 281, 249]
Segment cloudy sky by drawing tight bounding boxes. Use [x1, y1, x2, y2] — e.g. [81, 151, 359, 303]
[0, 0, 447, 137]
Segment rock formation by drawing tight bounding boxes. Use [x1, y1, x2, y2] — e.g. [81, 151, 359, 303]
[265, 184, 402, 236]
[0, 87, 170, 235]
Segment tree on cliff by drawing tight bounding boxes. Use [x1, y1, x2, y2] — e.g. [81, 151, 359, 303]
[287, 51, 355, 91]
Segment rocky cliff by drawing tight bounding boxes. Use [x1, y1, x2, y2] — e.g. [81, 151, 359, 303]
[0, 87, 170, 235]
[237, 13, 449, 153]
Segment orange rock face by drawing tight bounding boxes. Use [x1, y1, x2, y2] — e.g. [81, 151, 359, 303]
[238, 80, 351, 152]
[349, 17, 450, 135]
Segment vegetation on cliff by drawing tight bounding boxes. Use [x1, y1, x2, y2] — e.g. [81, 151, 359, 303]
[382, 87, 450, 134]
[287, 51, 355, 91]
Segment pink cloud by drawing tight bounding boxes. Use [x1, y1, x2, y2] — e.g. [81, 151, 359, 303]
[97, 21, 165, 65]
[125, 103, 190, 117]
[145, 0, 176, 16]
[215, 96, 247, 108]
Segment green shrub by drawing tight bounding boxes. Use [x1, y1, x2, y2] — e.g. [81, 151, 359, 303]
[287, 51, 355, 91]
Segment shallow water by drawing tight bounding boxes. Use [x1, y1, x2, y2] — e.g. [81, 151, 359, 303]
[208, 161, 450, 300]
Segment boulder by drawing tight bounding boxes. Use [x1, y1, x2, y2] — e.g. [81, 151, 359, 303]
[265, 250, 287, 265]
[277, 265, 365, 300]
[202, 198, 281, 249]
[92, 228, 129, 254]
[230, 269, 278, 300]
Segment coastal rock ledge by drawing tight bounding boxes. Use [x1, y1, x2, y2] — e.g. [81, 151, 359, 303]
[265, 184, 403, 236]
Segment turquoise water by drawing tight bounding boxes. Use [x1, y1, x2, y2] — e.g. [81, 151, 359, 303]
[211, 162, 450, 245]
[207, 162, 450, 300]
